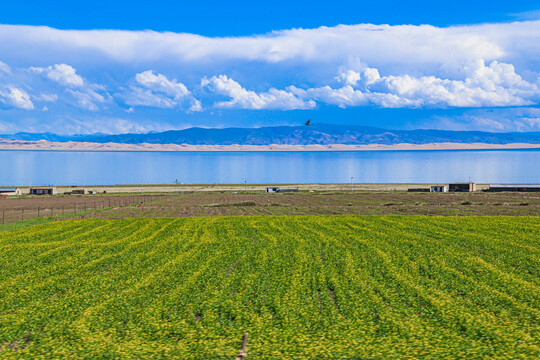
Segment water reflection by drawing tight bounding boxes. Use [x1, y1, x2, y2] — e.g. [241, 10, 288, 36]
[0, 150, 539, 185]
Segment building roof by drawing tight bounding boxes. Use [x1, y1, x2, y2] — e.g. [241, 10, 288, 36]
[490, 184, 540, 188]
[0, 188, 17, 192]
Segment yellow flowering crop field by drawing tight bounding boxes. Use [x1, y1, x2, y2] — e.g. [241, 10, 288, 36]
[0, 216, 538, 359]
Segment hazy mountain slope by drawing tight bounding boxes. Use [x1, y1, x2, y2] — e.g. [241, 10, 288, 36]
[2, 124, 540, 145]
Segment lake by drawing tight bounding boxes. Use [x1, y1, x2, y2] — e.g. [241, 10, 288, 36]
[1, 149, 539, 186]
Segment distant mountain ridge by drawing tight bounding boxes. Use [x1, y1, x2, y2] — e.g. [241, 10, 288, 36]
[2, 124, 540, 145]
[0, 132, 107, 142]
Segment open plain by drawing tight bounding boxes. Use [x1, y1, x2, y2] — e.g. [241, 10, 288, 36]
[1, 189, 539, 358]
[1, 191, 539, 225]
[1, 215, 539, 359]
[82, 191, 540, 218]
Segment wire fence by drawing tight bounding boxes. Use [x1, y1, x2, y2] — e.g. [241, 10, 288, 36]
[0, 195, 177, 225]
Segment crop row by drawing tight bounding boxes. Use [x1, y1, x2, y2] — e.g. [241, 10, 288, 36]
[0, 215, 538, 359]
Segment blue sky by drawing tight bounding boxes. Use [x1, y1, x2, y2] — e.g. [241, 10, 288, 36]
[2, 1, 538, 35]
[0, 0, 540, 134]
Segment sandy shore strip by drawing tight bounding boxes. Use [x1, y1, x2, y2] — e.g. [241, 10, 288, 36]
[1, 139, 540, 152]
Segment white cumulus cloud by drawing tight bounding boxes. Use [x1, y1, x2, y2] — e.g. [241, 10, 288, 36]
[202, 75, 316, 110]
[30, 63, 84, 87]
[34, 93, 58, 102]
[121, 70, 201, 111]
[336, 70, 361, 86]
[0, 87, 34, 110]
[299, 60, 540, 108]
[66, 89, 107, 111]
[29, 63, 109, 111]
[0, 61, 11, 74]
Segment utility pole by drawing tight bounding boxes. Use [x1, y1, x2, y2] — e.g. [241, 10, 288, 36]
[350, 177, 354, 192]
[141, 177, 143, 193]
[245, 177, 247, 193]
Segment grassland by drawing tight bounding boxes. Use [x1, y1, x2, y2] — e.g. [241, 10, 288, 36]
[0, 195, 174, 225]
[2, 191, 538, 226]
[1, 216, 538, 359]
[83, 191, 540, 218]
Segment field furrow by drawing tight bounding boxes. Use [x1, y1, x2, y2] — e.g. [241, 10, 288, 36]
[0, 215, 538, 359]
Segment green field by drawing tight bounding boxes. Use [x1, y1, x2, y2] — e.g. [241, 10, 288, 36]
[1, 216, 539, 359]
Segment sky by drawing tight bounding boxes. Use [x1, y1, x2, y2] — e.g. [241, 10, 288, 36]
[0, 0, 540, 134]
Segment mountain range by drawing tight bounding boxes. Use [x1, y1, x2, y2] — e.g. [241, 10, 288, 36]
[2, 124, 540, 145]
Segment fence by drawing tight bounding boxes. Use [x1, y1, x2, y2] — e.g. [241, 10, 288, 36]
[0, 195, 176, 225]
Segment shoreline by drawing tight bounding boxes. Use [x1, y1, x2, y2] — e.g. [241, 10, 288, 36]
[1, 139, 540, 152]
[1, 183, 493, 194]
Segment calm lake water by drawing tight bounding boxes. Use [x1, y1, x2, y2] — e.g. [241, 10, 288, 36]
[1, 149, 539, 186]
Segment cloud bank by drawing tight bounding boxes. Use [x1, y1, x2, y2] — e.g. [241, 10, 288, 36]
[2, 21, 540, 70]
[0, 21, 540, 133]
[295, 60, 539, 108]
[202, 75, 315, 110]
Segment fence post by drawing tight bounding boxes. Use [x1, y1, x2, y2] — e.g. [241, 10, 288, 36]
[235, 333, 248, 360]
[37, 206, 40, 218]
[62, 205, 65, 215]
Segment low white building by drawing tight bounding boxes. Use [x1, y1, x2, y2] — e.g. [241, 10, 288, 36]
[266, 187, 280, 193]
[430, 185, 448, 193]
[0, 188, 22, 196]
